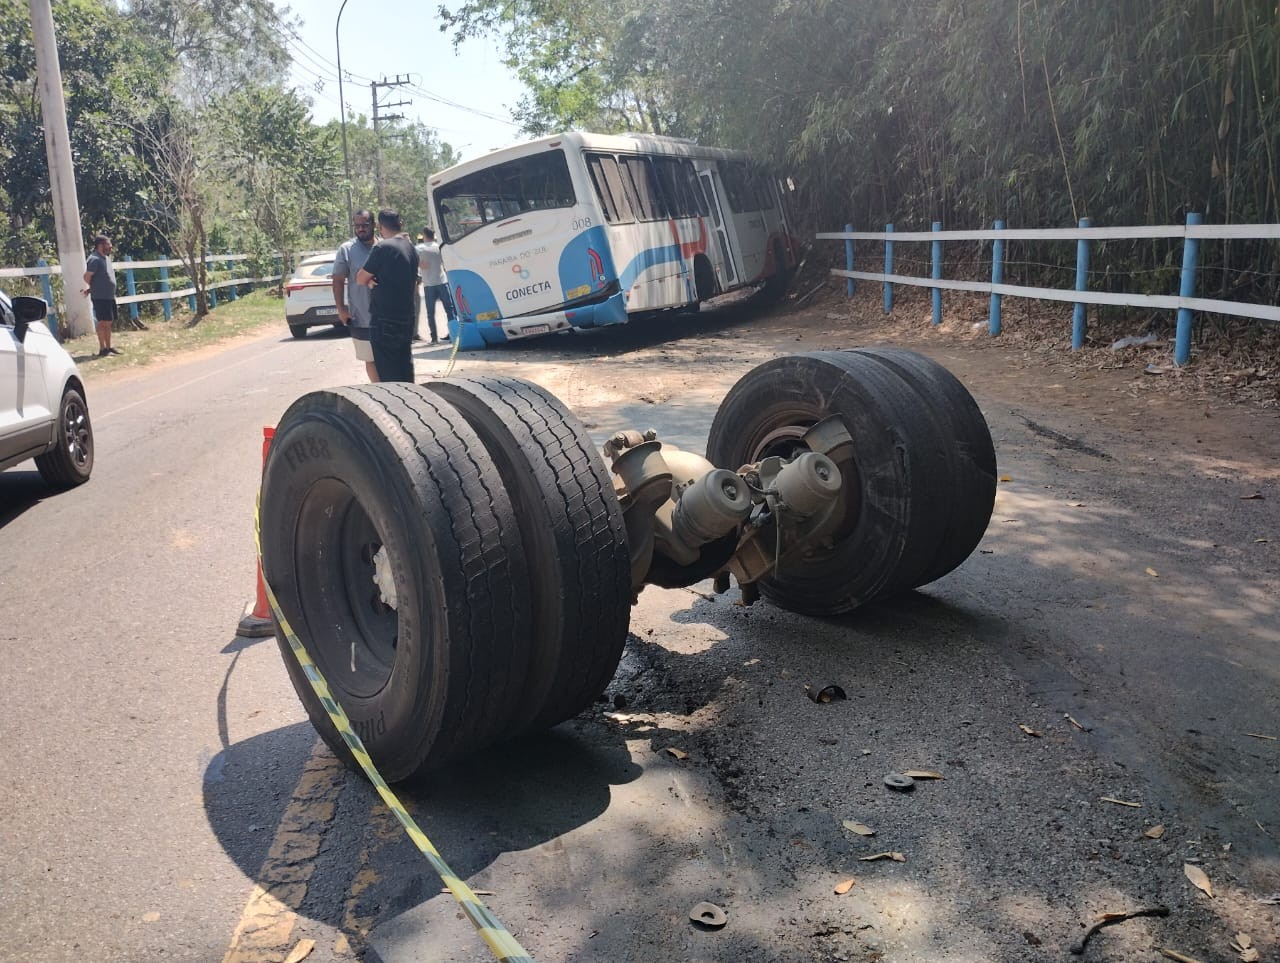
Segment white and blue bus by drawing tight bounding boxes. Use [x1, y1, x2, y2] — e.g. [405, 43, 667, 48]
[428, 131, 798, 347]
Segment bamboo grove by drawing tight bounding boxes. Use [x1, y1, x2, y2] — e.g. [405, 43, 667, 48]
[443, 0, 1280, 303]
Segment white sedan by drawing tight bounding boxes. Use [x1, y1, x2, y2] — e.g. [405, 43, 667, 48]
[0, 290, 94, 488]
[285, 251, 342, 338]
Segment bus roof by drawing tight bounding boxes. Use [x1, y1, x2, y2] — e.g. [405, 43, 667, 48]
[428, 131, 753, 187]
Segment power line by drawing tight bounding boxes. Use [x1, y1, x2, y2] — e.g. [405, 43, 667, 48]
[402, 79, 520, 126]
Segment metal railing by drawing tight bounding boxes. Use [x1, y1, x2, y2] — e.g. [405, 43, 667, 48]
[0, 251, 305, 333]
[817, 215, 1280, 365]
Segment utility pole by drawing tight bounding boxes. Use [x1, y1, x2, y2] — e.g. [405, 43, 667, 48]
[370, 75, 411, 208]
[29, 0, 92, 337]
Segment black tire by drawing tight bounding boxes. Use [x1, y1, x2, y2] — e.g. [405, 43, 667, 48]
[758, 241, 792, 305]
[34, 384, 93, 488]
[705, 351, 951, 614]
[425, 376, 631, 729]
[259, 383, 533, 782]
[288, 323, 307, 338]
[693, 255, 718, 303]
[849, 348, 996, 585]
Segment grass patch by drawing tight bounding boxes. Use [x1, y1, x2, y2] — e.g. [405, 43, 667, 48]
[65, 288, 286, 375]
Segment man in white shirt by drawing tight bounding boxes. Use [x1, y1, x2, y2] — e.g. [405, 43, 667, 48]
[415, 227, 456, 345]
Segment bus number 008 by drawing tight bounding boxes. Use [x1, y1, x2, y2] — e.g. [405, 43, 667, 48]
[572, 216, 593, 231]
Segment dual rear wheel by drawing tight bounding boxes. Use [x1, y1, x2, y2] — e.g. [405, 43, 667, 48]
[259, 379, 629, 783]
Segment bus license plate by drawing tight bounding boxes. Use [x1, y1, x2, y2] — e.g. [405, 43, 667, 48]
[522, 324, 550, 336]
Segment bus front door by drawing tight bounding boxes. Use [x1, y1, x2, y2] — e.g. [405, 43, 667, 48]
[697, 169, 739, 293]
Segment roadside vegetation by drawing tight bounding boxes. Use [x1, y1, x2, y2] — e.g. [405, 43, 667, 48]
[441, 0, 1280, 303]
[1, 0, 456, 319]
[64, 288, 286, 374]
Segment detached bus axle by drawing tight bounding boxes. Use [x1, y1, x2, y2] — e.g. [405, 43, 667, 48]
[258, 349, 996, 782]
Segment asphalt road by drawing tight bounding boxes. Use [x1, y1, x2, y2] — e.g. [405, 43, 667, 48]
[1, 306, 1276, 963]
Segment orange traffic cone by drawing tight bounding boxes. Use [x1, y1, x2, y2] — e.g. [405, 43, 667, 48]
[236, 425, 277, 638]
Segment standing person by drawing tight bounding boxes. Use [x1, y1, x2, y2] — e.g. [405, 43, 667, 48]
[417, 227, 456, 345]
[332, 210, 378, 382]
[357, 209, 420, 383]
[81, 235, 120, 356]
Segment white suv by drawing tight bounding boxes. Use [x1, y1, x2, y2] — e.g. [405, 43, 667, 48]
[0, 290, 94, 487]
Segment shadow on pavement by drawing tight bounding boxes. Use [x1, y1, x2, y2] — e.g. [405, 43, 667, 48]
[203, 712, 641, 958]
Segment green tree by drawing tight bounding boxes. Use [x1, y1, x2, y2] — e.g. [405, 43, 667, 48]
[324, 114, 461, 239]
[214, 85, 339, 263]
[0, 0, 170, 263]
[122, 0, 292, 100]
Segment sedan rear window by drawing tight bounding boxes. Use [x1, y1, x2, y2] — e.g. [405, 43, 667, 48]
[296, 261, 335, 279]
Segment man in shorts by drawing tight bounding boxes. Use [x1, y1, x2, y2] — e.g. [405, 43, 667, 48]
[332, 210, 378, 381]
[357, 209, 419, 383]
[82, 235, 120, 356]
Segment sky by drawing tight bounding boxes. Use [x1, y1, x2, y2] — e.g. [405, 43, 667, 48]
[281, 0, 529, 163]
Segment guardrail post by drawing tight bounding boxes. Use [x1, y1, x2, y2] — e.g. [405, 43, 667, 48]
[206, 254, 217, 309]
[225, 253, 237, 301]
[37, 258, 58, 335]
[1071, 218, 1092, 350]
[989, 220, 1005, 336]
[931, 221, 943, 326]
[158, 264, 172, 320]
[844, 223, 855, 297]
[883, 223, 894, 313]
[124, 255, 139, 323]
[1175, 212, 1203, 366]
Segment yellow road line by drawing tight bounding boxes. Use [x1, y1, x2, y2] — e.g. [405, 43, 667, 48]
[254, 497, 536, 962]
[222, 741, 346, 963]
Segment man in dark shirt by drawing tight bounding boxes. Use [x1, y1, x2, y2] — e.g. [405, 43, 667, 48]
[357, 209, 420, 383]
[81, 234, 120, 356]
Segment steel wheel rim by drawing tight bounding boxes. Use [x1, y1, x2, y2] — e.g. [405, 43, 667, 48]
[294, 478, 400, 698]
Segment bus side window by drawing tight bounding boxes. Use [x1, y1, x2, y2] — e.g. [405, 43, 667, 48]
[620, 156, 665, 221]
[722, 162, 762, 214]
[586, 153, 634, 224]
[681, 160, 710, 217]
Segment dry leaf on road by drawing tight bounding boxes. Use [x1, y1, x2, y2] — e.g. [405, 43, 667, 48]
[665, 747, 689, 761]
[842, 820, 875, 836]
[1146, 567, 1160, 577]
[1100, 796, 1142, 807]
[1155, 948, 1203, 963]
[834, 878, 856, 895]
[1019, 724, 1042, 737]
[1144, 825, 1166, 839]
[859, 852, 906, 862]
[1183, 862, 1214, 897]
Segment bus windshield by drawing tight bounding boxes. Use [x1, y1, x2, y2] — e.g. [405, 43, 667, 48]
[435, 149, 577, 243]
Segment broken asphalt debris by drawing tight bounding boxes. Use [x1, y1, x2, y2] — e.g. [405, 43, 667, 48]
[883, 772, 915, 791]
[688, 901, 728, 929]
[805, 684, 847, 704]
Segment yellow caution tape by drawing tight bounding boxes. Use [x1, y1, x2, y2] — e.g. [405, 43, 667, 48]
[253, 499, 535, 963]
[442, 327, 462, 378]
